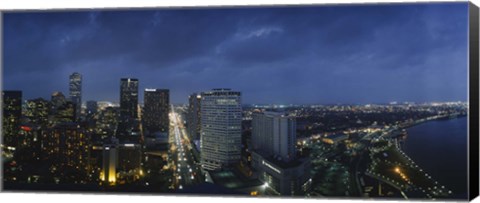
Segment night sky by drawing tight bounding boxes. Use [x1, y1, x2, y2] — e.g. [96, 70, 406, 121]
[3, 2, 469, 105]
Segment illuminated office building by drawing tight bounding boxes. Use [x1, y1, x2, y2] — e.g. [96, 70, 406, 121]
[25, 98, 50, 127]
[143, 89, 169, 134]
[200, 88, 242, 171]
[2, 91, 22, 148]
[187, 93, 202, 141]
[95, 107, 119, 140]
[118, 78, 139, 140]
[46, 123, 90, 174]
[120, 78, 139, 120]
[52, 101, 76, 124]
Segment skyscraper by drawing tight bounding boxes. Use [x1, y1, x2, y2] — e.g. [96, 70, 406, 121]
[143, 89, 169, 134]
[120, 78, 139, 120]
[45, 122, 91, 179]
[252, 111, 296, 162]
[69, 72, 82, 120]
[187, 93, 201, 141]
[96, 107, 120, 140]
[2, 91, 22, 148]
[200, 88, 242, 171]
[118, 78, 139, 141]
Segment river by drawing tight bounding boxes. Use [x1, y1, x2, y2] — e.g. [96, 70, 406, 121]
[403, 116, 468, 199]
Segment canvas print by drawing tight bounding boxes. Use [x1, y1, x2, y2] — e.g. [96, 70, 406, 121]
[1, 2, 478, 201]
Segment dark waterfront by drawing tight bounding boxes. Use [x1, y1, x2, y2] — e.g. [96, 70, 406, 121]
[403, 116, 468, 199]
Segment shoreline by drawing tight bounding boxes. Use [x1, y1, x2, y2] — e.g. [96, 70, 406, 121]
[400, 116, 468, 199]
[398, 113, 467, 130]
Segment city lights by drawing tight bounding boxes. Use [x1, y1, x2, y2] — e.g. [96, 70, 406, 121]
[1, 5, 471, 198]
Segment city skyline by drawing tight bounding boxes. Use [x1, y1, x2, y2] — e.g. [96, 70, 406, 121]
[1, 2, 475, 200]
[3, 3, 468, 104]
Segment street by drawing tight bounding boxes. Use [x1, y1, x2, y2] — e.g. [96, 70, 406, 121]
[170, 105, 203, 190]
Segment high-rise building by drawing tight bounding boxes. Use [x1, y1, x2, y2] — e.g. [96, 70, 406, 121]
[96, 107, 119, 140]
[200, 88, 242, 171]
[46, 123, 90, 178]
[252, 111, 296, 162]
[2, 91, 22, 148]
[120, 78, 139, 120]
[118, 78, 139, 141]
[250, 112, 311, 196]
[143, 89, 169, 134]
[69, 72, 82, 120]
[187, 93, 202, 141]
[25, 98, 50, 127]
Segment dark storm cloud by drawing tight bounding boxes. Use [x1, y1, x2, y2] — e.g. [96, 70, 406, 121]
[3, 3, 469, 104]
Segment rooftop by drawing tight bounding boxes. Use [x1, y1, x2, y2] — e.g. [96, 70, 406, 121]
[209, 169, 262, 190]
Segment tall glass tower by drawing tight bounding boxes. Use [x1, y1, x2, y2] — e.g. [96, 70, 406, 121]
[120, 78, 139, 120]
[187, 93, 202, 141]
[69, 72, 82, 120]
[118, 78, 139, 141]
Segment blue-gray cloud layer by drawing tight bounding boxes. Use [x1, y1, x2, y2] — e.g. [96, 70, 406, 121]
[3, 3, 468, 104]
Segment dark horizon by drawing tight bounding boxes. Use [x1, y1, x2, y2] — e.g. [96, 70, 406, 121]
[3, 3, 469, 104]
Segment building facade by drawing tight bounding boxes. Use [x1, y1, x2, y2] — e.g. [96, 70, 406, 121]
[2, 91, 22, 148]
[200, 88, 242, 171]
[102, 142, 118, 185]
[69, 72, 82, 120]
[187, 93, 202, 141]
[101, 138, 142, 185]
[52, 101, 76, 124]
[252, 111, 296, 162]
[120, 78, 139, 120]
[45, 123, 91, 179]
[95, 107, 119, 141]
[251, 152, 311, 196]
[251, 111, 311, 196]
[25, 98, 50, 127]
[143, 89, 169, 134]
[118, 78, 139, 140]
